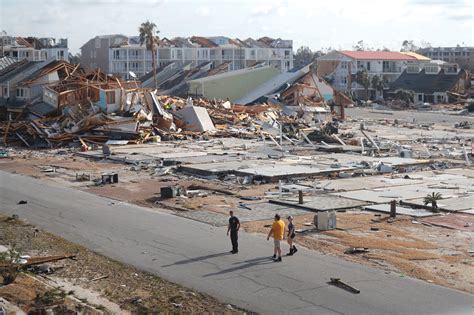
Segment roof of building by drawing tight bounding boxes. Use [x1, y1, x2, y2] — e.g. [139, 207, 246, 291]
[80, 34, 126, 49]
[19, 60, 77, 86]
[189, 36, 218, 48]
[0, 60, 41, 84]
[0, 56, 18, 71]
[389, 69, 466, 94]
[103, 35, 292, 49]
[401, 52, 431, 61]
[340, 51, 416, 61]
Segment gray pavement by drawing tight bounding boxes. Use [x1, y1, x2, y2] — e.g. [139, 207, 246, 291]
[346, 107, 474, 124]
[0, 170, 472, 314]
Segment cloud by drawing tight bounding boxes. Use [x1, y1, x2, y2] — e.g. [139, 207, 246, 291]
[195, 6, 214, 17]
[408, 0, 470, 8]
[445, 13, 473, 21]
[251, 5, 276, 17]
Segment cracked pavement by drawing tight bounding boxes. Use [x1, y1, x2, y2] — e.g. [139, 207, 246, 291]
[0, 170, 472, 314]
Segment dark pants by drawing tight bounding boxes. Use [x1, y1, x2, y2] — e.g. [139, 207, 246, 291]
[230, 230, 238, 252]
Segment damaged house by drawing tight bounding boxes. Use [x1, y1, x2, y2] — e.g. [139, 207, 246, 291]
[1, 34, 68, 62]
[0, 59, 76, 117]
[316, 50, 430, 99]
[388, 61, 470, 104]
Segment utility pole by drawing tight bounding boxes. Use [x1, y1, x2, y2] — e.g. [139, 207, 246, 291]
[1, 30, 7, 57]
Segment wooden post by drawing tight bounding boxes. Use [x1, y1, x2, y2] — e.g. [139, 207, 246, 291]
[298, 190, 303, 204]
[390, 200, 396, 218]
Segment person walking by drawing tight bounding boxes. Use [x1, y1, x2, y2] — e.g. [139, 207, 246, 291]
[227, 210, 240, 254]
[267, 214, 285, 262]
[286, 216, 298, 256]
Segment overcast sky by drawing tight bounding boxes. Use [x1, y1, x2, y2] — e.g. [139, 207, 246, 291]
[1, 0, 473, 54]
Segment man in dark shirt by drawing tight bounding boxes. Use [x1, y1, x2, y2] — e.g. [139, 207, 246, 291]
[227, 210, 240, 254]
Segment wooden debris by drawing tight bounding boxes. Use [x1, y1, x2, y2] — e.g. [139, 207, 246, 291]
[329, 278, 360, 294]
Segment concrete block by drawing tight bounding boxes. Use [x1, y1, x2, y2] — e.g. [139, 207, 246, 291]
[176, 106, 215, 132]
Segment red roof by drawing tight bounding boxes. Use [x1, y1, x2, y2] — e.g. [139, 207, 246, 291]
[340, 51, 416, 61]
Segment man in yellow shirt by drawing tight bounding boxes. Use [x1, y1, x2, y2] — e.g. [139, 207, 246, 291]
[267, 214, 285, 262]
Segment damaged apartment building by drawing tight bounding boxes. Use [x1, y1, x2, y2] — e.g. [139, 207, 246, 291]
[316, 50, 431, 99]
[80, 35, 293, 79]
[1, 33, 69, 62]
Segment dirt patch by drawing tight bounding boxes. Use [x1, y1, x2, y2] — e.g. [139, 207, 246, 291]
[0, 215, 244, 314]
[242, 211, 474, 294]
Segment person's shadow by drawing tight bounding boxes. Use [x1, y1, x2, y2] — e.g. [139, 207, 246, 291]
[161, 252, 231, 267]
[203, 256, 275, 277]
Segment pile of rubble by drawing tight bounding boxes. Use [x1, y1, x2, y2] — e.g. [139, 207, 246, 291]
[1, 91, 333, 149]
[0, 69, 338, 148]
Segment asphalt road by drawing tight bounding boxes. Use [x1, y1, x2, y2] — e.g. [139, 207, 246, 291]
[0, 170, 472, 314]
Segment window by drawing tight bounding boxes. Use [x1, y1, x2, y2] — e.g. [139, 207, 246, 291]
[425, 65, 439, 73]
[367, 62, 371, 71]
[407, 65, 419, 73]
[113, 50, 120, 59]
[106, 91, 115, 104]
[341, 61, 347, 69]
[341, 76, 347, 84]
[16, 88, 26, 98]
[95, 38, 101, 49]
[418, 94, 423, 101]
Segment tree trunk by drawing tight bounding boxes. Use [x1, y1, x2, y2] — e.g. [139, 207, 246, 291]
[152, 46, 157, 90]
[432, 200, 438, 213]
[365, 87, 369, 101]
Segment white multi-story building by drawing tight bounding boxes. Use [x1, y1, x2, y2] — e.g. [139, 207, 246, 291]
[101, 35, 293, 79]
[1, 34, 68, 62]
[317, 50, 430, 98]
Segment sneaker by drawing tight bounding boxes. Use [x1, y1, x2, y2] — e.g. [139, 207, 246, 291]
[285, 252, 293, 256]
[293, 246, 298, 254]
[276, 257, 282, 262]
[272, 254, 276, 259]
[232, 250, 238, 254]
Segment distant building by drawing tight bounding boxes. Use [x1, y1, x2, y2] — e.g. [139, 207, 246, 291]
[316, 50, 430, 98]
[81, 35, 293, 79]
[1, 34, 68, 62]
[389, 60, 469, 104]
[418, 47, 474, 72]
[80, 34, 128, 73]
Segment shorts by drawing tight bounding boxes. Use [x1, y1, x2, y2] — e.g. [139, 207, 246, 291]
[274, 239, 281, 248]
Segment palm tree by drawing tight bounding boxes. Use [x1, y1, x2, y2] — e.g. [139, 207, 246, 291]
[423, 192, 442, 213]
[371, 75, 385, 99]
[355, 69, 370, 101]
[139, 21, 159, 89]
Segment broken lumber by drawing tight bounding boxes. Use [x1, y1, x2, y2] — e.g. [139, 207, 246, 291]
[329, 278, 360, 294]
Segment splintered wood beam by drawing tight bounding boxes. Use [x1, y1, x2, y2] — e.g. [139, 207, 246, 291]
[3, 121, 11, 144]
